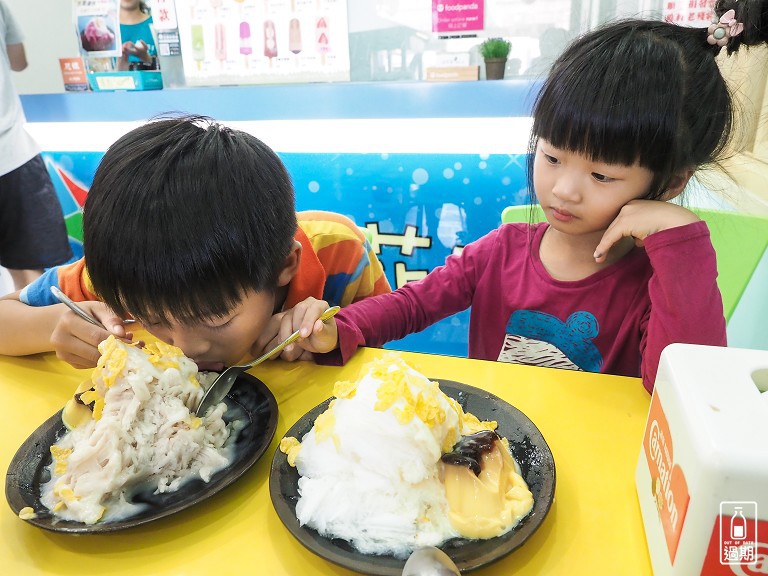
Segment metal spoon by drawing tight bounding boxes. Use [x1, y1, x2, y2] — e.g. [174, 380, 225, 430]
[195, 305, 340, 415]
[402, 546, 461, 576]
[50, 286, 136, 329]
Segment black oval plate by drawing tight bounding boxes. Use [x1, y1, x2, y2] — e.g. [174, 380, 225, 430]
[5, 372, 278, 533]
[270, 379, 556, 575]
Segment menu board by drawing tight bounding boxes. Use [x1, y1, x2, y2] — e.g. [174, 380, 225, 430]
[176, 0, 350, 86]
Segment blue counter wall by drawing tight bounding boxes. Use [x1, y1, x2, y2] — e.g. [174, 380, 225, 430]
[22, 80, 540, 122]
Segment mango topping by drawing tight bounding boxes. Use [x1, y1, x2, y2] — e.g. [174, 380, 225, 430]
[279, 437, 302, 467]
[18, 507, 37, 520]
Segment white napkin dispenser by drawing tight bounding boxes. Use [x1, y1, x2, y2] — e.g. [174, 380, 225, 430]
[636, 344, 768, 575]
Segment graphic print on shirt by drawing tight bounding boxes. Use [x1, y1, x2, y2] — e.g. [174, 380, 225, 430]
[497, 310, 603, 372]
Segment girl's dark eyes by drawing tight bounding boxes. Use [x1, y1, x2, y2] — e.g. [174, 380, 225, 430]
[540, 148, 617, 181]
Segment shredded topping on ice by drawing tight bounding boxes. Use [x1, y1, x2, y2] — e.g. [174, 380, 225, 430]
[40, 336, 232, 525]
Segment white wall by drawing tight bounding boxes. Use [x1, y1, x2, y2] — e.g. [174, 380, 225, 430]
[5, 0, 79, 94]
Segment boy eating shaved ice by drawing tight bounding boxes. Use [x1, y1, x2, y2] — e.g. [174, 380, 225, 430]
[0, 115, 390, 369]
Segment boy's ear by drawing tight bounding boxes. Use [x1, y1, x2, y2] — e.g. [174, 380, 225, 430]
[661, 168, 695, 201]
[276, 240, 302, 287]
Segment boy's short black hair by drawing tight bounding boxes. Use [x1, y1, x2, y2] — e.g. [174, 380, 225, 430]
[83, 115, 298, 325]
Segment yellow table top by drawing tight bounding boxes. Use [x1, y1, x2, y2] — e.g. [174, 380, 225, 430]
[0, 346, 653, 575]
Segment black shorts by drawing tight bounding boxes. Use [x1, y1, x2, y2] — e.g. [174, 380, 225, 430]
[0, 155, 73, 270]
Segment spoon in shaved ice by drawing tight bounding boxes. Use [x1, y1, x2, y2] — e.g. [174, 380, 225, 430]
[402, 546, 460, 575]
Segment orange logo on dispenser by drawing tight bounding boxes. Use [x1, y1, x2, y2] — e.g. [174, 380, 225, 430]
[644, 393, 690, 564]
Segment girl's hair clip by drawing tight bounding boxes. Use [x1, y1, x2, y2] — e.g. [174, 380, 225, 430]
[706, 8, 745, 47]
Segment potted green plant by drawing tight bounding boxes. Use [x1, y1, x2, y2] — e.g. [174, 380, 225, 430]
[479, 37, 512, 80]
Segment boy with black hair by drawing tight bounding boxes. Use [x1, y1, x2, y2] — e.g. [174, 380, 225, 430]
[0, 116, 390, 368]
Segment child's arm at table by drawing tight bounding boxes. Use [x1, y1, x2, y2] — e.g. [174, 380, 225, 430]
[0, 293, 128, 368]
[0, 293, 65, 355]
[280, 228, 498, 364]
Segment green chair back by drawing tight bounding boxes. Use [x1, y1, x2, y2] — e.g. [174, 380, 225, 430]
[501, 204, 546, 224]
[694, 209, 768, 321]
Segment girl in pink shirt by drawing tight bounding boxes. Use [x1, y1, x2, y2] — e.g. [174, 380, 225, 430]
[274, 1, 765, 392]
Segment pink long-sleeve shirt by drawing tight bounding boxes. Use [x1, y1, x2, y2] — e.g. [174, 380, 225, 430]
[319, 221, 726, 392]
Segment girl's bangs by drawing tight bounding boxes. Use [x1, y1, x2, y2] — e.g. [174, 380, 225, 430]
[532, 27, 682, 172]
[533, 86, 675, 171]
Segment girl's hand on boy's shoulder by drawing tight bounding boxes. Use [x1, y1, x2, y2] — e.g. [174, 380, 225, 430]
[51, 301, 131, 369]
[593, 200, 700, 262]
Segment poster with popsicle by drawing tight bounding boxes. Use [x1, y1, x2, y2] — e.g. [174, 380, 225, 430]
[176, 0, 349, 86]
